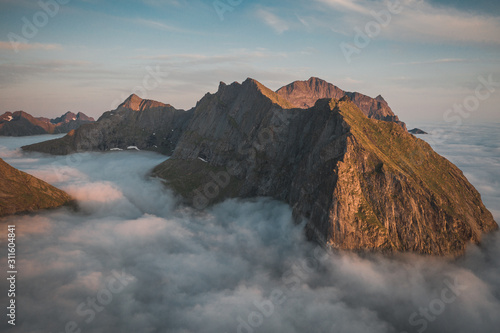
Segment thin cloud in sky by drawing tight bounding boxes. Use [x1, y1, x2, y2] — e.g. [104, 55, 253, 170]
[316, 0, 371, 14]
[256, 7, 290, 34]
[315, 0, 500, 44]
[133, 18, 200, 34]
[341, 76, 364, 84]
[0, 41, 62, 51]
[141, 0, 185, 7]
[133, 49, 288, 64]
[389, 2, 500, 44]
[396, 58, 468, 65]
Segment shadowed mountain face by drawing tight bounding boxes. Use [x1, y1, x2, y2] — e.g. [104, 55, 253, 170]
[153, 78, 497, 255]
[22, 94, 193, 155]
[0, 110, 95, 136]
[21, 78, 498, 255]
[276, 77, 407, 130]
[0, 158, 72, 217]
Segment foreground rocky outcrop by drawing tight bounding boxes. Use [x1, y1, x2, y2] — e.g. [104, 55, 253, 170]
[276, 77, 407, 130]
[153, 78, 497, 255]
[0, 111, 94, 136]
[22, 94, 193, 155]
[0, 158, 73, 217]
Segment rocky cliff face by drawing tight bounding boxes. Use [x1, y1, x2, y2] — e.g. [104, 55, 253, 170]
[0, 158, 72, 217]
[152, 78, 497, 256]
[276, 77, 407, 130]
[22, 94, 193, 155]
[0, 110, 95, 136]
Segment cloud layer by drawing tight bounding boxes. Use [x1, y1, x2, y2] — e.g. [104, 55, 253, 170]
[0, 126, 499, 333]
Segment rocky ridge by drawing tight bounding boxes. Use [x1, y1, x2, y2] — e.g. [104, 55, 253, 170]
[22, 94, 193, 155]
[152, 78, 497, 255]
[276, 77, 407, 129]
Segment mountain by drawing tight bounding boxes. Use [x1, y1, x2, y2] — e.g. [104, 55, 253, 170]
[20, 79, 405, 155]
[0, 110, 95, 136]
[409, 128, 428, 134]
[276, 77, 407, 130]
[0, 111, 55, 136]
[22, 94, 193, 155]
[152, 78, 497, 256]
[21, 78, 498, 255]
[0, 158, 72, 217]
[50, 111, 95, 132]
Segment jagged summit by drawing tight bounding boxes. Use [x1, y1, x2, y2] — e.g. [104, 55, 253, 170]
[244, 78, 296, 109]
[200, 78, 295, 112]
[51, 111, 77, 124]
[118, 94, 169, 112]
[119, 94, 143, 110]
[276, 77, 407, 129]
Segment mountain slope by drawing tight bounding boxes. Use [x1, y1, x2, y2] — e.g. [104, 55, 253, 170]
[0, 158, 72, 217]
[153, 78, 497, 255]
[276, 77, 407, 129]
[22, 95, 193, 155]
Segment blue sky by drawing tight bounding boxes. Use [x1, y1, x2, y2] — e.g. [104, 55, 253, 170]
[1, 0, 499, 125]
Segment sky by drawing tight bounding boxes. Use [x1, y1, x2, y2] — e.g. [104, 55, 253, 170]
[0, 0, 500, 124]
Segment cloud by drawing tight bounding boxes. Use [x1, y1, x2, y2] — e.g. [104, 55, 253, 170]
[133, 49, 288, 65]
[0, 130, 499, 333]
[133, 18, 205, 34]
[396, 58, 468, 65]
[387, 1, 500, 44]
[141, 0, 185, 7]
[316, 0, 500, 44]
[256, 8, 290, 34]
[0, 41, 62, 51]
[316, 0, 371, 14]
[64, 182, 124, 203]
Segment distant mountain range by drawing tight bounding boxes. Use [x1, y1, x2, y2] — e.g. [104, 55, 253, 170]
[0, 111, 94, 136]
[22, 77, 497, 256]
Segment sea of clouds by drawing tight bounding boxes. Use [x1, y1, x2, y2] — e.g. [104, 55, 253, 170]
[0, 124, 499, 333]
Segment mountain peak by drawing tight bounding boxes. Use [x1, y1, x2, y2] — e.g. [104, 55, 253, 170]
[117, 94, 167, 112]
[242, 78, 295, 109]
[119, 94, 144, 111]
[276, 78, 406, 129]
[276, 78, 345, 109]
[76, 112, 95, 122]
[307, 77, 329, 85]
